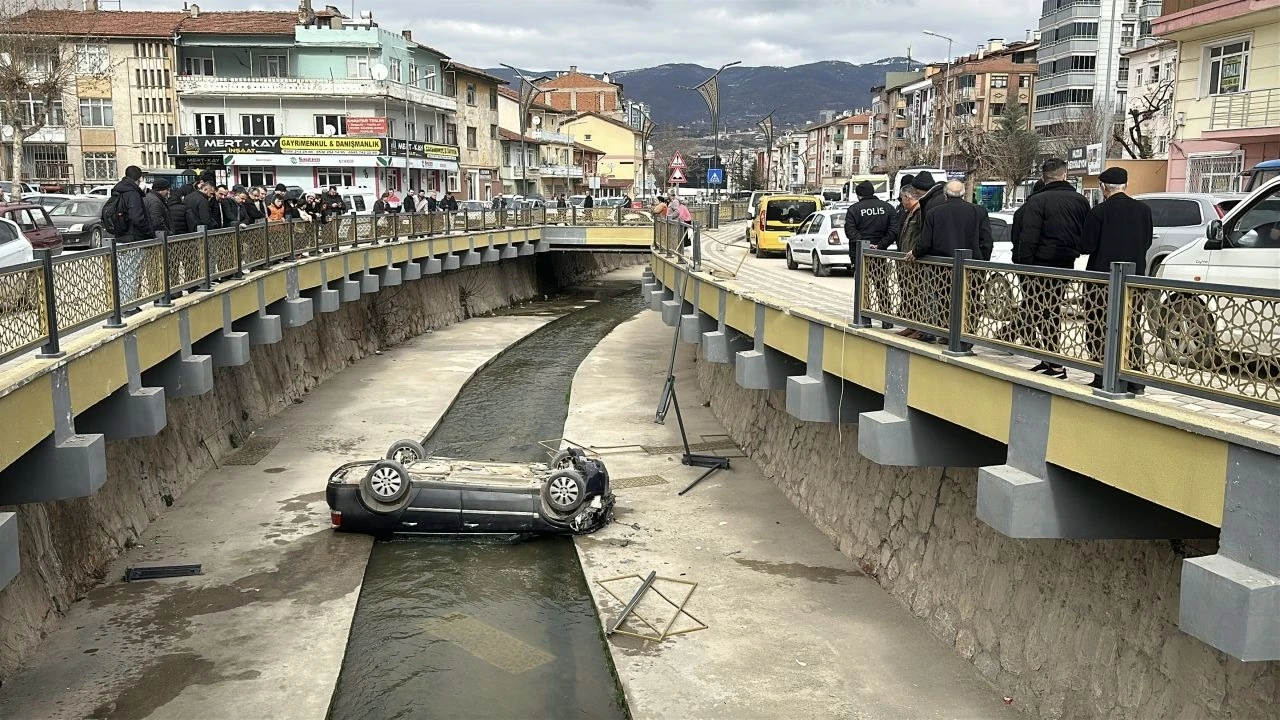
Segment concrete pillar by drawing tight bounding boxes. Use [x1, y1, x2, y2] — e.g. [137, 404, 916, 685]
[305, 284, 341, 314]
[500, 244, 519, 260]
[443, 254, 461, 271]
[77, 334, 167, 439]
[517, 242, 536, 256]
[194, 295, 250, 367]
[268, 297, 314, 329]
[1180, 444, 1280, 661]
[0, 366, 106, 505]
[142, 309, 213, 398]
[462, 249, 482, 266]
[358, 270, 380, 294]
[375, 264, 402, 288]
[660, 298, 691, 328]
[234, 313, 282, 346]
[858, 348, 1004, 466]
[422, 256, 443, 275]
[648, 287, 672, 313]
[702, 328, 752, 364]
[679, 311, 716, 344]
[535, 240, 551, 253]
[736, 306, 804, 390]
[401, 260, 422, 281]
[785, 321, 881, 423]
[482, 237, 501, 263]
[0, 512, 16, 592]
[338, 277, 361, 303]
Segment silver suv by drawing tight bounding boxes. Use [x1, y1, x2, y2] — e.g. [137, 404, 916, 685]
[1133, 192, 1245, 274]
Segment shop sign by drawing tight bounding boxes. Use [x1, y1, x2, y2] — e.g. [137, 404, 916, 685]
[346, 117, 388, 136]
[388, 139, 461, 160]
[168, 135, 387, 156]
[1067, 146, 1088, 175]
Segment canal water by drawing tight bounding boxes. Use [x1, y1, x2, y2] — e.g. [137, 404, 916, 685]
[327, 278, 645, 720]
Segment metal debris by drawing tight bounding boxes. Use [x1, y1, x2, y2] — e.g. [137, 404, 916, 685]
[124, 564, 203, 582]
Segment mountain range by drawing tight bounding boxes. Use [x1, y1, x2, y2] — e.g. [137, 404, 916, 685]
[487, 58, 917, 130]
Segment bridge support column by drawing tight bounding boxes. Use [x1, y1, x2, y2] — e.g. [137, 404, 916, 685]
[306, 284, 341, 313]
[422, 256, 443, 275]
[0, 366, 106, 505]
[142, 308, 213, 398]
[736, 305, 804, 390]
[194, 294, 251, 366]
[78, 333, 167, 438]
[701, 290, 751, 364]
[358, 270, 380, 294]
[401, 260, 422, 281]
[1180, 444, 1280, 661]
[443, 253, 462, 271]
[268, 297, 313, 329]
[234, 313, 282, 346]
[462, 239, 482, 266]
[680, 311, 716, 344]
[375, 263, 402, 288]
[0, 512, 16, 592]
[482, 237, 501, 263]
[517, 240, 536, 256]
[786, 321, 881, 423]
[648, 286, 671, 313]
[858, 348, 1004, 466]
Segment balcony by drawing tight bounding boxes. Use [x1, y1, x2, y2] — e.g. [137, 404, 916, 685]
[537, 164, 584, 177]
[1210, 89, 1280, 132]
[531, 129, 574, 144]
[175, 75, 457, 112]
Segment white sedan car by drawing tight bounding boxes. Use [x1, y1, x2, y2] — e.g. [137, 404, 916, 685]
[784, 209, 850, 277]
[0, 217, 34, 269]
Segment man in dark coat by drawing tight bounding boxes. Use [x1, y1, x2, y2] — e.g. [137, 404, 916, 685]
[1013, 158, 1091, 378]
[1081, 166, 1153, 393]
[889, 174, 915, 248]
[845, 180, 900, 250]
[143, 178, 171, 237]
[1009, 179, 1046, 260]
[168, 184, 192, 235]
[183, 181, 215, 231]
[108, 166, 153, 311]
[912, 170, 944, 217]
[403, 190, 417, 213]
[913, 181, 993, 261]
[583, 193, 594, 209]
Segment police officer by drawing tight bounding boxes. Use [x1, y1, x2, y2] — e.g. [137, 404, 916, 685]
[844, 180, 899, 249]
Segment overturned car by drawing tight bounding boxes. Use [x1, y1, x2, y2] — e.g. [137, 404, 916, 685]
[326, 440, 615, 537]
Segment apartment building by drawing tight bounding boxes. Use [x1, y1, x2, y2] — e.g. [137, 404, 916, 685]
[1119, 39, 1178, 158]
[935, 38, 1038, 136]
[1033, 0, 1164, 136]
[1152, 0, 1279, 191]
[772, 132, 808, 191]
[557, 112, 643, 196]
[450, 63, 505, 201]
[803, 114, 872, 189]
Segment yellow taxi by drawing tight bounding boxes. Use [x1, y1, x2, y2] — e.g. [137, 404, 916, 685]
[747, 195, 822, 258]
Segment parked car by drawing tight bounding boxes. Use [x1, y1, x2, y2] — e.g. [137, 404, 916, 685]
[326, 442, 614, 537]
[1133, 192, 1245, 275]
[745, 190, 780, 219]
[0, 181, 39, 201]
[748, 195, 822, 258]
[48, 196, 109, 249]
[1243, 159, 1279, 193]
[784, 209, 849, 276]
[1156, 175, 1280, 361]
[0, 217, 34, 270]
[0, 202, 61, 255]
[22, 193, 75, 212]
[85, 184, 114, 196]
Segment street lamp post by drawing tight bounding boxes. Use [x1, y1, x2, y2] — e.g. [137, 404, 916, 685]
[501, 63, 545, 198]
[640, 116, 656, 201]
[923, 30, 954, 172]
[682, 60, 741, 201]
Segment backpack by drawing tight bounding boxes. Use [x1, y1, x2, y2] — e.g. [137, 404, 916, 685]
[101, 191, 129, 236]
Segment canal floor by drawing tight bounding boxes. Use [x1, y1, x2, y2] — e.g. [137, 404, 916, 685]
[0, 311, 555, 720]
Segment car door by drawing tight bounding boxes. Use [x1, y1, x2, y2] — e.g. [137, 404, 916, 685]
[1142, 198, 1204, 272]
[1205, 187, 1280, 290]
[402, 480, 462, 533]
[788, 215, 815, 260]
[0, 219, 32, 269]
[803, 215, 826, 260]
[988, 215, 1012, 263]
[459, 481, 536, 533]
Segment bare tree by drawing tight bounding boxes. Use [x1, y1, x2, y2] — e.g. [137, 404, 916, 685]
[882, 140, 937, 190]
[945, 119, 988, 198]
[986, 103, 1041, 205]
[1115, 78, 1175, 159]
[1039, 104, 1109, 159]
[0, 1, 106, 197]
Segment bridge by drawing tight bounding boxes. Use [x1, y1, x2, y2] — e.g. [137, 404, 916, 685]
[0, 205, 1275, 678]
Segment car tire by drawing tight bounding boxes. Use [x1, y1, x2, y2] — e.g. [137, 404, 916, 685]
[754, 243, 768, 259]
[90, 228, 102, 249]
[549, 449, 576, 470]
[385, 439, 427, 465]
[1151, 295, 1217, 368]
[785, 247, 798, 270]
[360, 460, 411, 509]
[542, 469, 586, 513]
[812, 252, 829, 277]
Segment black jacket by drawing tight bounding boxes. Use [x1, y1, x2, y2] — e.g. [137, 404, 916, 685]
[583, 195, 594, 208]
[242, 198, 265, 224]
[843, 196, 900, 250]
[373, 199, 389, 214]
[916, 195, 994, 260]
[321, 193, 346, 219]
[143, 190, 171, 237]
[168, 189, 191, 235]
[403, 194, 416, 213]
[888, 204, 909, 249]
[183, 189, 213, 231]
[1081, 192, 1153, 274]
[916, 183, 945, 216]
[1015, 181, 1089, 267]
[109, 179, 152, 242]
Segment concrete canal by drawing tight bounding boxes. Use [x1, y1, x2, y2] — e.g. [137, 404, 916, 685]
[326, 280, 643, 720]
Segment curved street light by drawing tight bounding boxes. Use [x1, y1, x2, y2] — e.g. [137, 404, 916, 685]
[500, 63, 546, 197]
[923, 30, 955, 171]
[680, 60, 741, 200]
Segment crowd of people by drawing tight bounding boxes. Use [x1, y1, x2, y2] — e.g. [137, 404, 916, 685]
[849, 158, 1152, 393]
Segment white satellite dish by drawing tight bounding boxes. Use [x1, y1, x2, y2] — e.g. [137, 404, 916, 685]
[0, 126, 13, 140]
[323, 124, 337, 136]
[531, 116, 541, 127]
[370, 63, 389, 81]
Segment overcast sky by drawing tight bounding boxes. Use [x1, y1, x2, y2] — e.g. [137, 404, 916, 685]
[127, 0, 1042, 71]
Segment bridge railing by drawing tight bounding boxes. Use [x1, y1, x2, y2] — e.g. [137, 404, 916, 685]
[0, 207, 655, 365]
[853, 244, 1280, 415]
[717, 201, 750, 222]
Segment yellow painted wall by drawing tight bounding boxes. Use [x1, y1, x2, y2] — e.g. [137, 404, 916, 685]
[557, 115, 640, 184]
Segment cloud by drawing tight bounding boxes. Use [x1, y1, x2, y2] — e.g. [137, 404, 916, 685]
[128, 0, 1042, 70]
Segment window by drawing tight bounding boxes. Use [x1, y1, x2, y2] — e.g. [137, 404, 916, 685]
[423, 123, 435, 142]
[1207, 39, 1249, 95]
[408, 123, 416, 140]
[1229, 188, 1280, 248]
[314, 114, 347, 135]
[76, 43, 109, 74]
[466, 126, 477, 149]
[989, 216, 1010, 244]
[443, 71, 456, 98]
[10, 93, 64, 126]
[1121, 24, 1135, 48]
[241, 114, 276, 135]
[1135, 68, 1144, 86]
[78, 97, 113, 126]
[490, 87, 499, 110]
[445, 122, 457, 146]
[990, 103, 1005, 117]
[316, 168, 356, 188]
[83, 152, 116, 181]
[1149, 64, 1160, 84]
[466, 83, 476, 105]
[346, 55, 371, 79]
[387, 119, 396, 138]
[1142, 198, 1202, 227]
[490, 123, 498, 139]
[1125, 0, 1136, 10]
[260, 55, 287, 77]
[584, 134, 592, 141]
[1118, 57, 1130, 84]
[236, 168, 276, 188]
[408, 62, 417, 86]
[389, 58, 401, 83]
[1019, 74, 1031, 88]
[991, 74, 1009, 88]
[424, 69, 436, 92]
[194, 113, 225, 135]
[23, 51, 53, 74]
[183, 56, 214, 76]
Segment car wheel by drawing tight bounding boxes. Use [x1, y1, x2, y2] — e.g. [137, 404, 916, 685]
[361, 460, 411, 504]
[1151, 295, 1217, 367]
[785, 247, 798, 270]
[812, 252, 829, 277]
[385, 439, 427, 465]
[754, 243, 768, 259]
[90, 228, 102, 248]
[978, 274, 1018, 324]
[1148, 256, 1165, 276]
[541, 469, 586, 513]
[549, 449, 576, 470]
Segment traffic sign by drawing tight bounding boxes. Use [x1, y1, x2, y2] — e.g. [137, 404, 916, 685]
[706, 168, 724, 185]
[669, 152, 686, 169]
[668, 167, 687, 184]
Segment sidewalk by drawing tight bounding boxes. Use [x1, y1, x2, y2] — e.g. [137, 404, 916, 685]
[565, 309, 1020, 719]
[0, 314, 552, 720]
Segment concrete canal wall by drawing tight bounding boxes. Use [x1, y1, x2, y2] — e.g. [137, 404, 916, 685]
[695, 359, 1278, 720]
[0, 251, 640, 682]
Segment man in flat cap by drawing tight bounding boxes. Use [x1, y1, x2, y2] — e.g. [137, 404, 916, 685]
[1081, 166, 1153, 393]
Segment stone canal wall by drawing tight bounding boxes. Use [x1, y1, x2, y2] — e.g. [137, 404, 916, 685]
[0, 252, 641, 682]
[695, 359, 1278, 720]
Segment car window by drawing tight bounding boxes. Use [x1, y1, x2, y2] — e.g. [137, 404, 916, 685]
[989, 216, 1010, 244]
[794, 217, 813, 235]
[810, 215, 825, 233]
[0, 221, 17, 245]
[1143, 198, 1202, 227]
[1217, 200, 1241, 214]
[1228, 192, 1280, 249]
[351, 196, 366, 211]
[829, 211, 846, 227]
[50, 199, 105, 216]
[7, 209, 36, 231]
[765, 199, 817, 224]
